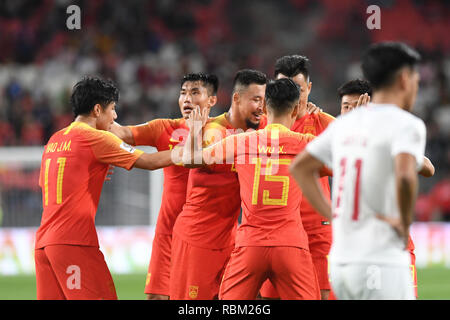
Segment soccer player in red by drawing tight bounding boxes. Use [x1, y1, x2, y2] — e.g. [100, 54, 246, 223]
[35, 77, 177, 300]
[169, 69, 268, 300]
[184, 78, 323, 299]
[258, 55, 335, 300]
[110, 73, 218, 300]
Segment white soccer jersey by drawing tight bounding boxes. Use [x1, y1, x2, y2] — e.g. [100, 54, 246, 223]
[307, 103, 426, 266]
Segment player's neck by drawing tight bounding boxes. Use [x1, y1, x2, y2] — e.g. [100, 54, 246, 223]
[267, 114, 292, 129]
[74, 115, 97, 129]
[295, 105, 308, 120]
[226, 106, 247, 130]
[371, 90, 407, 110]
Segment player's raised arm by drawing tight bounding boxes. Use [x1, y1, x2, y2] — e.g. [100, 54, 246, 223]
[182, 106, 210, 167]
[419, 156, 435, 177]
[110, 121, 135, 145]
[290, 151, 332, 220]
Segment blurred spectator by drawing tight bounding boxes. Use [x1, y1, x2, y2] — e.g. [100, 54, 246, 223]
[428, 176, 450, 221]
[0, 0, 448, 216]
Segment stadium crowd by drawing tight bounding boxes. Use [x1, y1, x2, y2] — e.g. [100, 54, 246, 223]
[0, 0, 448, 220]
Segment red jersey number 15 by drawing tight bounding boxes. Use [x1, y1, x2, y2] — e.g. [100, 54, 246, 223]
[251, 158, 291, 206]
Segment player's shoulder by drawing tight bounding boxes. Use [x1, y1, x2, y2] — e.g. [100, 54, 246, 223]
[372, 104, 425, 130]
[317, 111, 336, 122]
[150, 117, 186, 128]
[271, 125, 315, 142]
[205, 113, 229, 129]
[290, 131, 315, 142]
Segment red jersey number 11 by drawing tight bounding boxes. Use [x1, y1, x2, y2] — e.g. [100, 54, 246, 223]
[44, 157, 67, 206]
[333, 157, 363, 221]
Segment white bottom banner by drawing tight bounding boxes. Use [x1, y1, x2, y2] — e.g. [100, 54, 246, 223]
[0, 223, 449, 275]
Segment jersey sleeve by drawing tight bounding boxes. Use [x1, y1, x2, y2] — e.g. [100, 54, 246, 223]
[128, 119, 167, 147]
[88, 130, 144, 170]
[305, 121, 336, 168]
[318, 112, 335, 129]
[202, 134, 237, 165]
[391, 117, 426, 171]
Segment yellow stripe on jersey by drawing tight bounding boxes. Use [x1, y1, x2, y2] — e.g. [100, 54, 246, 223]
[56, 157, 66, 204]
[44, 159, 51, 206]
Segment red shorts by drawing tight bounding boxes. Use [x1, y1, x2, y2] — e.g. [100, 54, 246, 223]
[169, 234, 233, 300]
[259, 230, 331, 298]
[144, 233, 172, 296]
[220, 246, 320, 300]
[35, 245, 117, 300]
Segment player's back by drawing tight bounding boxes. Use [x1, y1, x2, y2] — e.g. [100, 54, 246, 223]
[36, 122, 141, 248]
[326, 104, 426, 266]
[234, 124, 312, 249]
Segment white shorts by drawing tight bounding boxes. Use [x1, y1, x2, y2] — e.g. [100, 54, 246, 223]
[330, 263, 415, 300]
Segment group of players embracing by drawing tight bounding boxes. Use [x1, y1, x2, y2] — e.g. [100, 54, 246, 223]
[35, 41, 434, 300]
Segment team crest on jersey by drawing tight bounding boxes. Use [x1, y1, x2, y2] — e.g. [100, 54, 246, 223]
[303, 125, 316, 135]
[120, 142, 136, 153]
[188, 285, 199, 299]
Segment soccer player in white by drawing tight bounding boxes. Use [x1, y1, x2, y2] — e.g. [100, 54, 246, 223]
[290, 42, 426, 300]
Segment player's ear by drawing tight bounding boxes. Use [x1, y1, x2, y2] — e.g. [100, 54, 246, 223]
[92, 104, 102, 118]
[262, 99, 267, 115]
[232, 92, 240, 105]
[208, 95, 217, 108]
[397, 67, 410, 91]
[307, 81, 312, 94]
[291, 103, 299, 119]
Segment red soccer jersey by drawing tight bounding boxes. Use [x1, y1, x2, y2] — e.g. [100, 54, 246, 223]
[36, 122, 144, 249]
[173, 113, 242, 250]
[203, 123, 314, 249]
[291, 112, 335, 233]
[129, 118, 189, 235]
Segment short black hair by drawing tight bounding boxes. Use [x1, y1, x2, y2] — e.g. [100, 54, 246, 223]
[362, 42, 421, 90]
[181, 73, 219, 96]
[338, 79, 372, 98]
[70, 77, 119, 117]
[274, 55, 310, 81]
[232, 69, 267, 93]
[265, 78, 300, 116]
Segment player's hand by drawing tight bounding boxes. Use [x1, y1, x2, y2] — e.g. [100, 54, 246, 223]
[376, 214, 409, 249]
[356, 93, 370, 108]
[306, 102, 322, 114]
[105, 165, 114, 181]
[187, 106, 208, 132]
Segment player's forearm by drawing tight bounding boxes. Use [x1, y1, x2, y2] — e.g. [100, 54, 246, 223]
[418, 156, 435, 177]
[133, 150, 175, 170]
[396, 174, 417, 231]
[395, 153, 419, 231]
[182, 128, 206, 168]
[110, 122, 135, 145]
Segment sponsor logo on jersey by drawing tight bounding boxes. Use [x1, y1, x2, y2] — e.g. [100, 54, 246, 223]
[120, 142, 136, 153]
